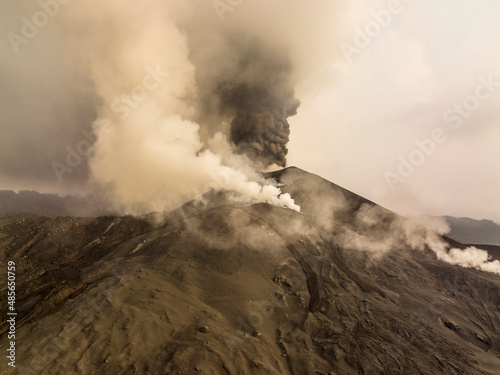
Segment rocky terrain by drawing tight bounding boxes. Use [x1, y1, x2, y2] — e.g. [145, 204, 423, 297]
[1, 167, 499, 374]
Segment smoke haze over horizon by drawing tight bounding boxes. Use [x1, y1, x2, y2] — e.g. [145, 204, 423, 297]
[0, 0, 499, 222]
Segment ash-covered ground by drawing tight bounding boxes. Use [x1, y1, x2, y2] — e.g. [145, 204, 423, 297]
[1, 168, 499, 374]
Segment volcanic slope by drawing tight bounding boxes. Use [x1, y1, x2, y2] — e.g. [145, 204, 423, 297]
[1, 167, 500, 374]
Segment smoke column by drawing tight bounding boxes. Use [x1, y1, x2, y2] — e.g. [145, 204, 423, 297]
[0, 0, 344, 199]
[54, 0, 304, 214]
[216, 39, 300, 167]
[341, 205, 500, 275]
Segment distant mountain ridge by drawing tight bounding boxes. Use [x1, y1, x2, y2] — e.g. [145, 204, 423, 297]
[0, 190, 114, 218]
[443, 216, 500, 246]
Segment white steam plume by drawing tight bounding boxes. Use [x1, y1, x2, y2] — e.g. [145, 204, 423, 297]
[60, 0, 300, 214]
[434, 247, 500, 275]
[341, 204, 500, 274]
[413, 215, 500, 274]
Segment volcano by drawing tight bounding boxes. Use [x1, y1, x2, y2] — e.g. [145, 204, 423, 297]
[1, 167, 499, 374]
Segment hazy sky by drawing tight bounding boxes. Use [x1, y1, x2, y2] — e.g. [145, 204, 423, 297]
[288, 0, 500, 222]
[0, 0, 499, 221]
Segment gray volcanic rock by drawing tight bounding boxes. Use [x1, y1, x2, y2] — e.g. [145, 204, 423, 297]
[1, 167, 499, 374]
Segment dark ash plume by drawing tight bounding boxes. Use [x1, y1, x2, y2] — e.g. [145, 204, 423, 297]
[215, 40, 300, 167]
